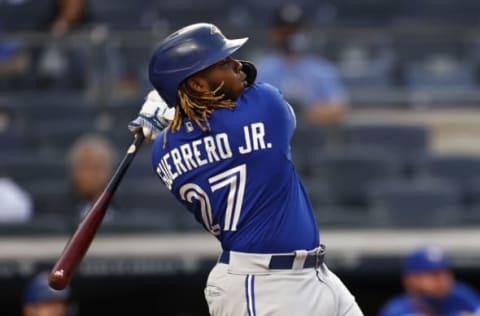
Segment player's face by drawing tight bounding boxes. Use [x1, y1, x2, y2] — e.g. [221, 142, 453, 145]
[189, 56, 247, 100]
[23, 301, 68, 316]
[71, 146, 112, 200]
[404, 269, 454, 298]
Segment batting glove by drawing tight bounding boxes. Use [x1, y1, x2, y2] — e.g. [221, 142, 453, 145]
[128, 90, 175, 142]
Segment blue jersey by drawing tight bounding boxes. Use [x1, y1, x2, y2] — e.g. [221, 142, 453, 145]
[151, 82, 319, 253]
[379, 282, 480, 316]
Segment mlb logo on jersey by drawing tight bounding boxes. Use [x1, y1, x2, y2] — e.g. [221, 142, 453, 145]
[185, 121, 194, 132]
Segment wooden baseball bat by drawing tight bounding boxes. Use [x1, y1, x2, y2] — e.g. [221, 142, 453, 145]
[48, 133, 145, 290]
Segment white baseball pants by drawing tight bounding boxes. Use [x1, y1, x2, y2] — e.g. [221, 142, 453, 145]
[204, 250, 364, 316]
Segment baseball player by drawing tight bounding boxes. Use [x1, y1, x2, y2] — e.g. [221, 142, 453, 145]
[129, 23, 363, 316]
[379, 245, 480, 316]
[22, 271, 72, 316]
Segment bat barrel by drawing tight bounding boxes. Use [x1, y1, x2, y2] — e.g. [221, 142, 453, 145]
[49, 192, 112, 290]
[48, 133, 145, 290]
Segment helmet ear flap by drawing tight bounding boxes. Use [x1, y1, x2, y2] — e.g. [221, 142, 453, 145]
[239, 61, 257, 86]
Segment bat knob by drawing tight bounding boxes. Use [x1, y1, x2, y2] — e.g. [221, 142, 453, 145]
[48, 270, 67, 290]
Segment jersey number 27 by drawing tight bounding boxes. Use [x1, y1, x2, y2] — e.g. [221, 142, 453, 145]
[179, 164, 247, 236]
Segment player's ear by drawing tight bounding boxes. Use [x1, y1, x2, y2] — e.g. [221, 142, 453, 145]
[186, 76, 209, 94]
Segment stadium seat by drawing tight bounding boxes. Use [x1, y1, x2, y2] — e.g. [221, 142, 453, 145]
[315, 205, 371, 228]
[31, 121, 97, 156]
[0, 217, 68, 236]
[301, 178, 333, 210]
[291, 125, 328, 151]
[117, 190, 167, 212]
[103, 100, 139, 125]
[89, 0, 154, 30]
[420, 154, 480, 205]
[327, 0, 397, 26]
[311, 148, 402, 206]
[367, 178, 462, 227]
[405, 55, 477, 107]
[24, 179, 67, 214]
[0, 157, 67, 186]
[0, 177, 70, 235]
[115, 178, 200, 232]
[154, 0, 234, 29]
[9, 95, 97, 154]
[290, 125, 329, 177]
[341, 123, 429, 175]
[25, 177, 180, 233]
[15, 96, 95, 125]
[0, 127, 32, 156]
[175, 209, 204, 232]
[303, 178, 373, 228]
[119, 177, 212, 232]
[99, 208, 178, 233]
[396, 0, 480, 26]
[459, 176, 480, 225]
[122, 149, 157, 180]
[337, 42, 396, 89]
[0, 1, 55, 31]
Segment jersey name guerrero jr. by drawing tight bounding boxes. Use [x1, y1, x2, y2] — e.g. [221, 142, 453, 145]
[152, 82, 319, 253]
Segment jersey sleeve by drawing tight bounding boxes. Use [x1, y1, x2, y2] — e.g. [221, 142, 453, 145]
[247, 82, 296, 133]
[245, 82, 296, 150]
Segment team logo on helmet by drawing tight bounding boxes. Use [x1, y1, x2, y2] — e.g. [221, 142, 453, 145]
[210, 25, 223, 36]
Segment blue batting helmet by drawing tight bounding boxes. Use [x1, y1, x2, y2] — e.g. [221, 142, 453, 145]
[149, 23, 248, 108]
[22, 272, 70, 305]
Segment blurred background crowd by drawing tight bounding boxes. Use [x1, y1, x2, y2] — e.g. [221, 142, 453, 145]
[2, 0, 480, 315]
[3, 0, 480, 232]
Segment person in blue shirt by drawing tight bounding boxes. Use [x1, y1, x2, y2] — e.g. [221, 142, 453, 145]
[22, 271, 72, 316]
[379, 245, 480, 316]
[129, 23, 363, 315]
[256, 3, 349, 126]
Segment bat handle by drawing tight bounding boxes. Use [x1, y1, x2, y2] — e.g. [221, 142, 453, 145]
[105, 132, 145, 195]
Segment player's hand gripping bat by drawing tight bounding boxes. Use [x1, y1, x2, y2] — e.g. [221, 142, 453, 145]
[48, 133, 145, 290]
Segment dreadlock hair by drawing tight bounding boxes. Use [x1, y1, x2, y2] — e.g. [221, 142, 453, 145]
[163, 80, 236, 147]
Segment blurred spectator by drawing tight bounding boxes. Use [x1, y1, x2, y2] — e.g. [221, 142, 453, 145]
[49, 0, 87, 37]
[46, 134, 118, 227]
[67, 134, 117, 220]
[22, 271, 73, 316]
[256, 3, 349, 126]
[36, 0, 88, 90]
[0, 0, 88, 90]
[0, 177, 32, 222]
[0, 39, 30, 79]
[0, 106, 28, 153]
[379, 245, 480, 316]
[0, 0, 87, 34]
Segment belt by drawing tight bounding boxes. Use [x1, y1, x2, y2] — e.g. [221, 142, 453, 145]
[219, 245, 326, 270]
